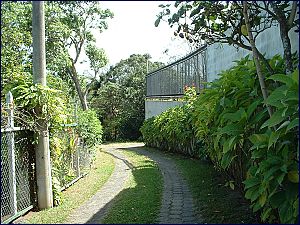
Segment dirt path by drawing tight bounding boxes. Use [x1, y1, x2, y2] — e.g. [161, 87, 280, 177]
[65, 142, 201, 224]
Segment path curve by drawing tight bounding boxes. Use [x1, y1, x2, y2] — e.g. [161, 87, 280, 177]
[66, 142, 201, 224]
[64, 145, 132, 224]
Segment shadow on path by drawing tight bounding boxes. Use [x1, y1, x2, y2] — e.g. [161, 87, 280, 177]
[85, 145, 162, 224]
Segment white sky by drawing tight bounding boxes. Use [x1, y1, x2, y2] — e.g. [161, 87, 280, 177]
[75, 1, 193, 76]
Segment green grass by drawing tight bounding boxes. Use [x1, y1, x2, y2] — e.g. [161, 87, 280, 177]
[102, 149, 163, 224]
[23, 149, 115, 224]
[145, 147, 259, 224]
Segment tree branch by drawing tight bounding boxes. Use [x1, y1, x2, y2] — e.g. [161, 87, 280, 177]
[288, 1, 297, 29]
[243, 1, 272, 118]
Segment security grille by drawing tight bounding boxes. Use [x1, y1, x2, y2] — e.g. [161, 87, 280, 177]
[146, 45, 207, 97]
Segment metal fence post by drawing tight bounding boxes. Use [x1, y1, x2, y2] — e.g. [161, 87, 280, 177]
[76, 138, 80, 177]
[6, 91, 18, 215]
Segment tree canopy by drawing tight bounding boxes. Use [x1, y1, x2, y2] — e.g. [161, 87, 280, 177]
[1, 1, 113, 110]
[155, 1, 298, 73]
[91, 54, 164, 141]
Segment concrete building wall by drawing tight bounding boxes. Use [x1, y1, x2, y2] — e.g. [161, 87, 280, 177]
[206, 26, 299, 82]
[145, 100, 185, 119]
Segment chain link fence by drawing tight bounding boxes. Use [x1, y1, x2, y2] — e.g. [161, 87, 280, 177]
[49, 124, 93, 191]
[1, 129, 36, 224]
[1, 93, 94, 223]
[146, 45, 207, 97]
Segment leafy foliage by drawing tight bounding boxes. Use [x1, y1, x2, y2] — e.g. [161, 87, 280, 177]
[141, 86, 204, 157]
[1, 1, 113, 110]
[141, 56, 299, 223]
[244, 69, 299, 223]
[77, 109, 103, 147]
[1, 1, 105, 207]
[91, 54, 164, 141]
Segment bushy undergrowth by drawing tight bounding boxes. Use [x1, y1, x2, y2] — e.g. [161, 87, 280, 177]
[140, 55, 299, 223]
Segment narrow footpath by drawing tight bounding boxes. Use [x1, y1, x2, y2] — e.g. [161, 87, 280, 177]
[64, 145, 132, 224]
[134, 146, 201, 224]
[64, 143, 201, 224]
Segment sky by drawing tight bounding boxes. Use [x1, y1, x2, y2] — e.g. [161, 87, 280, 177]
[75, 1, 192, 76]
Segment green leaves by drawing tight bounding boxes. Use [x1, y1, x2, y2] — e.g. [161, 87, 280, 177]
[222, 107, 247, 122]
[267, 73, 297, 87]
[286, 118, 298, 131]
[217, 123, 243, 135]
[221, 152, 237, 169]
[85, 43, 108, 71]
[268, 131, 280, 149]
[249, 133, 268, 145]
[190, 5, 201, 17]
[77, 109, 103, 147]
[222, 136, 236, 153]
[261, 108, 286, 129]
[154, 17, 161, 27]
[243, 177, 261, 189]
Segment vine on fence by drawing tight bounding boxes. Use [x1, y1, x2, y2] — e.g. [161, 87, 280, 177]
[4, 76, 103, 206]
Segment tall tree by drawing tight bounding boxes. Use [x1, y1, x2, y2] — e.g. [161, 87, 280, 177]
[84, 43, 108, 106]
[1, 1, 32, 94]
[91, 54, 164, 141]
[1, 2, 113, 111]
[262, 1, 298, 74]
[242, 1, 273, 117]
[48, 1, 113, 110]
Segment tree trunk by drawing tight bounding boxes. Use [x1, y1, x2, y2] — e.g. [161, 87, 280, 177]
[279, 22, 293, 74]
[68, 61, 88, 110]
[243, 1, 272, 118]
[270, 3, 294, 74]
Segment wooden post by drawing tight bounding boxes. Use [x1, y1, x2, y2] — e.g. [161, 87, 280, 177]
[6, 91, 17, 215]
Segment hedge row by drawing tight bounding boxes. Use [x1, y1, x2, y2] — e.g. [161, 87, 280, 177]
[140, 55, 299, 224]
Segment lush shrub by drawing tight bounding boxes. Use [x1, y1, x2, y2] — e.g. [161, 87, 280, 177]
[77, 109, 103, 147]
[140, 55, 299, 223]
[141, 86, 205, 157]
[244, 70, 299, 223]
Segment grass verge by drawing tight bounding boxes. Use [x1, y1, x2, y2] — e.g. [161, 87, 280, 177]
[22, 149, 115, 224]
[146, 147, 259, 224]
[102, 149, 163, 224]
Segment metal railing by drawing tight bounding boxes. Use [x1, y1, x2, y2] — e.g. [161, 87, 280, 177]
[146, 45, 207, 97]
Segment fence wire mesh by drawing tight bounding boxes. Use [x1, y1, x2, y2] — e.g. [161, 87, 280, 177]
[1, 130, 36, 223]
[1, 133, 11, 221]
[1, 93, 94, 222]
[146, 45, 207, 97]
[50, 125, 93, 189]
